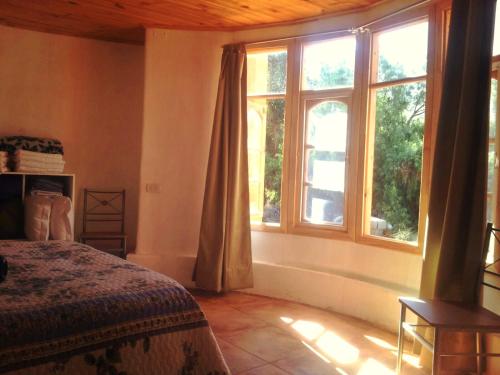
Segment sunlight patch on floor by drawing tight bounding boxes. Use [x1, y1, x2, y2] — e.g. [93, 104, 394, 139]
[277, 316, 425, 374]
[364, 335, 396, 350]
[280, 316, 294, 324]
[316, 331, 360, 364]
[292, 319, 325, 340]
[301, 340, 331, 363]
[357, 358, 395, 375]
[365, 335, 422, 368]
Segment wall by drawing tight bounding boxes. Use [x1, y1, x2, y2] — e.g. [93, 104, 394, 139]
[132, 29, 232, 281]
[0, 24, 144, 249]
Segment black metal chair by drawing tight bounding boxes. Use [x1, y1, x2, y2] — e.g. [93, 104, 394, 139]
[80, 189, 127, 259]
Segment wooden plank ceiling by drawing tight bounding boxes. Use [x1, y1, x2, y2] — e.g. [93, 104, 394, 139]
[0, 0, 385, 44]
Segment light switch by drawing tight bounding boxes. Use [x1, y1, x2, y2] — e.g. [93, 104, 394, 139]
[146, 183, 161, 193]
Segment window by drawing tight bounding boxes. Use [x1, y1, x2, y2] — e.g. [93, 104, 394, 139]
[247, 48, 287, 226]
[363, 21, 429, 245]
[296, 35, 356, 230]
[246, 7, 437, 252]
[487, 25, 500, 264]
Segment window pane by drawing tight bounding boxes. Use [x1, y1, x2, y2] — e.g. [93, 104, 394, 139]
[490, 79, 497, 139]
[369, 82, 426, 242]
[302, 37, 356, 90]
[247, 50, 287, 95]
[494, 4, 500, 56]
[488, 143, 496, 193]
[376, 21, 428, 82]
[248, 98, 285, 224]
[303, 101, 347, 225]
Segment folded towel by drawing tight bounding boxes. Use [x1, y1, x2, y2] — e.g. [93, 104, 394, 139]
[16, 165, 64, 174]
[15, 149, 64, 162]
[16, 159, 65, 170]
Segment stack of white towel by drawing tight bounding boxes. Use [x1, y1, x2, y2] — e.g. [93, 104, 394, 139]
[0, 151, 8, 172]
[15, 150, 66, 173]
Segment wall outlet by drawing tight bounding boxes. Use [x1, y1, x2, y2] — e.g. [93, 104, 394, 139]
[146, 183, 161, 193]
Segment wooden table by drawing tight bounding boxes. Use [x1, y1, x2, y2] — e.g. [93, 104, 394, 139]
[397, 297, 500, 374]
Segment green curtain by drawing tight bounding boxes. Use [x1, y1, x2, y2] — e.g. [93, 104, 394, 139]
[419, 0, 496, 371]
[194, 44, 253, 292]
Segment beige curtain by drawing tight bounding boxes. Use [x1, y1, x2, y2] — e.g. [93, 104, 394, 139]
[194, 44, 253, 292]
[419, 0, 496, 371]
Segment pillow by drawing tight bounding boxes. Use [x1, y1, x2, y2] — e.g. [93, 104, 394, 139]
[50, 196, 73, 241]
[0, 198, 24, 239]
[24, 196, 51, 241]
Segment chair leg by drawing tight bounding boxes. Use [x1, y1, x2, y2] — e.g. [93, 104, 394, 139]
[396, 304, 406, 374]
[476, 331, 483, 375]
[432, 328, 441, 375]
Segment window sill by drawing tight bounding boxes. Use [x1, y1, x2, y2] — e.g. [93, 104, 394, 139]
[356, 234, 421, 254]
[250, 224, 422, 254]
[289, 222, 353, 241]
[250, 223, 283, 233]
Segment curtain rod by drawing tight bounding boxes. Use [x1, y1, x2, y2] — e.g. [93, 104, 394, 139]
[225, 0, 431, 48]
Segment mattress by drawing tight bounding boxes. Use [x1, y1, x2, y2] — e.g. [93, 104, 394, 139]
[0, 241, 229, 374]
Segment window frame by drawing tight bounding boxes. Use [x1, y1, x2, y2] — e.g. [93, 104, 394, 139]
[245, 3, 446, 254]
[246, 41, 294, 233]
[288, 32, 361, 240]
[357, 13, 434, 253]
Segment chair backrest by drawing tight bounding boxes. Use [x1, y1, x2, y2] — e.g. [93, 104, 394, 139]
[83, 189, 125, 233]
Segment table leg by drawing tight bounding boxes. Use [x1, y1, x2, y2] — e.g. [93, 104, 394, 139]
[476, 331, 482, 375]
[396, 303, 406, 374]
[432, 328, 440, 375]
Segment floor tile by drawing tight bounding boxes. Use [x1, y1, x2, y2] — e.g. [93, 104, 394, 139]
[216, 339, 266, 374]
[191, 291, 431, 375]
[237, 364, 290, 375]
[273, 348, 338, 375]
[217, 291, 278, 308]
[224, 326, 304, 362]
[204, 306, 269, 337]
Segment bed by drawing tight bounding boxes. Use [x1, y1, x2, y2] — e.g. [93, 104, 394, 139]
[0, 240, 229, 374]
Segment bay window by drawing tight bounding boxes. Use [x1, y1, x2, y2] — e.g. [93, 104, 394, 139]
[246, 6, 439, 253]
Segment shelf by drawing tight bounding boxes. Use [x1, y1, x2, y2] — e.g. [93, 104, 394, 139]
[0, 171, 75, 177]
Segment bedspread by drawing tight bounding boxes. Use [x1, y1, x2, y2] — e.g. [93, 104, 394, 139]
[0, 241, 229, 374]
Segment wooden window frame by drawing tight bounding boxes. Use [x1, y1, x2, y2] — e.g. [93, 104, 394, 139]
[246, 3, 449, 255]
[246, 41, 294, 233]
[288, 32, 360, 240]
[356, 9, 437, 254]
[488, 63, 500, 266]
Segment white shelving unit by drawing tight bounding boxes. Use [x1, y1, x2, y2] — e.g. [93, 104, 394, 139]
[0, 171, 76, 238]
[0, 172, 75, 201]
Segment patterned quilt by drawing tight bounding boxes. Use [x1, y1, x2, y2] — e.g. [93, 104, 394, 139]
[0, 241, 229, 374]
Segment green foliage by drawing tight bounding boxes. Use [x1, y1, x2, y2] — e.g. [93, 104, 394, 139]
[262, 53, 286, 215]
[258, 53, 425, 239]
[306, 62, 353, 90]
[371, 59, 425, 241]
[263, 99, 284, 208]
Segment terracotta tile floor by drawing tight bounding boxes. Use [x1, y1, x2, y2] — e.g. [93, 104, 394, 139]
[192, 291, 429, 375]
